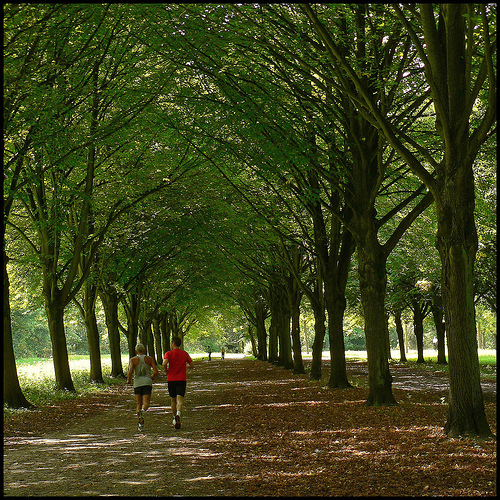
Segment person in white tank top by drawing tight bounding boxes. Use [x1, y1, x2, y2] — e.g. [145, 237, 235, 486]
[127, 343, 159, 431]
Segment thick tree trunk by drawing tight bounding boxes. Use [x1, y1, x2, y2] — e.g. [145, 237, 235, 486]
[99, 284, 125, 378]
[44, 289, 76, 392]
[394, 310, 407, 362]
[255, 301, 268, 361]
[290, 301, 305, 374]
[267, 291, 279, 364]
[326, 294, 352, 389]
[248, 323, 258, 357]
[324, 228, 354, 389]
[285, 269, 305, 374]
[269, 284, 293, 368]
[278, 309, 293, 370]
[357, 238, 397, 406]
[436, 187, 492, 436]
[309, 304, 326, 381]
[3, 254, 33, 408]
[83, 283, 103, 383]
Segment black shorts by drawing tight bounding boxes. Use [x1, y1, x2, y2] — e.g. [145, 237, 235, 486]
[168, 381, 187, 398]
[134, 385, 152, 396]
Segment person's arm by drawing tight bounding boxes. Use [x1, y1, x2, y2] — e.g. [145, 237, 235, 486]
[162, 357, 169, 373]
[187, 355, 194, 369]
[127, 358, 136, 384]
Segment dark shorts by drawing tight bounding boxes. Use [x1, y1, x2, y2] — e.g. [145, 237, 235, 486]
[168, 381, 187, 398]
[134, 385, 152, 396]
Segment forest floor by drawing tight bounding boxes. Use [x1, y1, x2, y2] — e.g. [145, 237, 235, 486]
[3, 358, 497, 497]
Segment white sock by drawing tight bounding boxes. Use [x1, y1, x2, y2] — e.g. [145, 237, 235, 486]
[176, 410, 181, 416]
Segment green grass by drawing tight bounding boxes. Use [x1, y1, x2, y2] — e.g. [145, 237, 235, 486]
[4, 355, 129, 417]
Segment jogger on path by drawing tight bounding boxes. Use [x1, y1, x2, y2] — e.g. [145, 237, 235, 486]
[163, 337, 194, 429]
[127, 343, 159, 431]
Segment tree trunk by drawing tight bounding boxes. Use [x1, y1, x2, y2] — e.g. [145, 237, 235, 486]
[255, 300, 268, 360]
[143, 321, 155, 359]
[44, 289, 76, 392]
[278, 309, 293, 369]
[357, 237, 397, 406]
[326, 294, 352, 388]
[124, 291, 140, 359]
[248, 323, 258, 357]
[290, 300, 305, 374]
[412, 299, 425, 363]
[309, 303, 326, 381]
[431, 297, 447, 364]
[436, 189, 492, 436]
[3, 254, 33, 408]
[152, 316, 163, 366]
[161, 313, 171, 354]
[285, 266, 305, 374]
[268, 283, 292, 368]
[324, 228, 354, 389]
[394, 310, 407, 362]
[83, 282, 103, 383]
[99, 284, 125, 378]
[267, 297, 279, 364]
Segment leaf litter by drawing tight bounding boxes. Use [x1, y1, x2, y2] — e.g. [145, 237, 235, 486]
[3, 358, 496, 496]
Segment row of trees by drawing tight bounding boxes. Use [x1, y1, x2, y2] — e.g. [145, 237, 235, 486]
[4, 4, 496, 437]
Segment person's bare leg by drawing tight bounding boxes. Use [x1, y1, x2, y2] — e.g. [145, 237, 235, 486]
[135, 394, 143, 415]
[136, 394, 144, 429]
[176, 395, 184, 414]
[143, 394, 151, 412]
[171, 397, 177, 417]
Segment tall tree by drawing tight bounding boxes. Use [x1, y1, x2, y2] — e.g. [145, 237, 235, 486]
[302, 4, 496, 435]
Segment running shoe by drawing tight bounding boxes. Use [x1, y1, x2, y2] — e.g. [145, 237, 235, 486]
[174, 414, 181, 429]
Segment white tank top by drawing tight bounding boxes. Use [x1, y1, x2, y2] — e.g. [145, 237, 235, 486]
[133, 354, 152, 388]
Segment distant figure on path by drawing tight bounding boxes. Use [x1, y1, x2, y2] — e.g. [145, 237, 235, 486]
[127, 343, 159, 431]
[221, 347, 225, 360]
[208, 345, 212, 361]
[163, 337, 194, 429]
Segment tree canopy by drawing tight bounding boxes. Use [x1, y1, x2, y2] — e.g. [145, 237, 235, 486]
[4, 3, 496, 437]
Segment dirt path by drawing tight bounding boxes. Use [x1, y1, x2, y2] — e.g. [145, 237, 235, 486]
[3, 359, 497, 496]
[4, 360, 238, 496]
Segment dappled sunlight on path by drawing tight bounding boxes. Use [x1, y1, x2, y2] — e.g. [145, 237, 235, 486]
[3, 359, 496, 496]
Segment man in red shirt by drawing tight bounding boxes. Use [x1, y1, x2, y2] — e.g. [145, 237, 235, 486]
[163, 336, 194, 429]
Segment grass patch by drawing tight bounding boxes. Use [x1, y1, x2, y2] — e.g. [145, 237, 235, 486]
[4, 356, 129, 417]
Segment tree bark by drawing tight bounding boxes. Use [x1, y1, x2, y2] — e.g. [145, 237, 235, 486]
[309, 302, 327, 381]
[83, 282, 103, 383]
[3, 253, 33, 408]
[44, 288, 76, 392]
[99, 284, 125, 378]
[284, 258, 305, 374]
[436, 183, 491, 436]
[394, 310, 407, 362]
[268, 282, 293, 368]
[252, 300, 267, 360]
[152, 315, 163, 366]
[431, 296, 447, 364]
[411, 298, 425, 364]
[357, 235, 397, 406]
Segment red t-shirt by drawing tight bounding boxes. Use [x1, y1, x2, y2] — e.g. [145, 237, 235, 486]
[164, 348, 193, 381]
